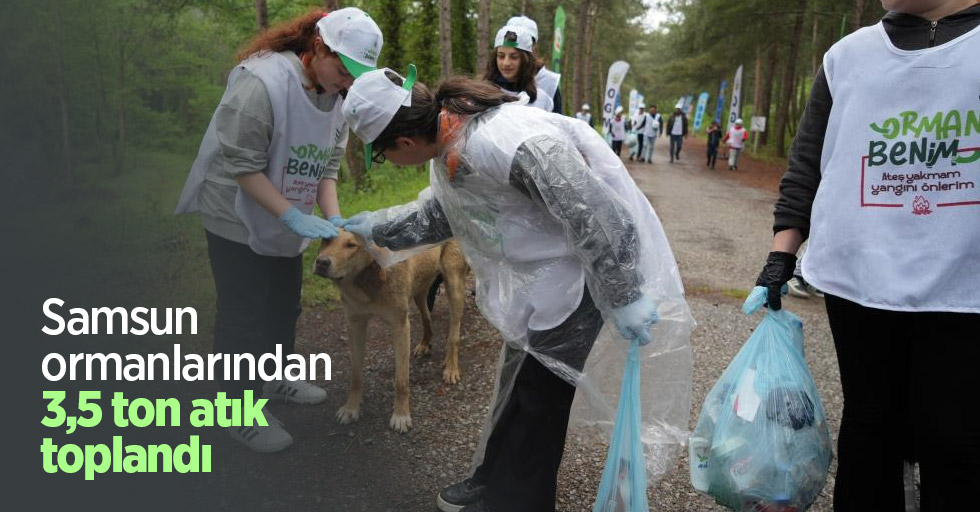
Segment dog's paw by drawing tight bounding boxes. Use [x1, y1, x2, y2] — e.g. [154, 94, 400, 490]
[389, 413, 412, 433]
[443, 366, 461, 385]
[336, 404, 361, 424]
[412, 344, 431, 357]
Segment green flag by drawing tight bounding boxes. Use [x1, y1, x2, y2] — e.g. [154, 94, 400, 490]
[552, 6, 566, 72]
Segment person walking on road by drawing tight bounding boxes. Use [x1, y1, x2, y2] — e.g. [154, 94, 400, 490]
[608, 106, 627, 158]
[666, 105, 688, 163]
[753, 1, 980, 510]
[705, 121, 722, 168]
[723, 118, 748, 170]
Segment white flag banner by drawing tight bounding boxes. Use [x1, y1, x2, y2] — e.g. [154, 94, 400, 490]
[628, 89, 638, 119]
[727, 65, 743, 129]
[602, 61, 630, 121]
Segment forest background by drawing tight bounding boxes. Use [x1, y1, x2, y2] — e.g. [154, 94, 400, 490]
[0, 0, 886, 343]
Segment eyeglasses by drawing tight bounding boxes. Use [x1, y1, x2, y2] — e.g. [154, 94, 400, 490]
[371, 147, 386, 165]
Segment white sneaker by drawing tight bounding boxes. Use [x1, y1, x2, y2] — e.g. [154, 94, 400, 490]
[787, 277, 811, 299]
[805, 283, 825, 298]
[227, 408, 293, 453]
[263, 378, 327, 404]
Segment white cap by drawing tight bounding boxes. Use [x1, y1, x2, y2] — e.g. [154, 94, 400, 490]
[735, 118, 744, 124]
[506, 15, 538, 41]
[582, 104, 590, 110]
[638, 103, 646, 109]
[494, 25, 534, 53]
[615, 105, 623, 114]
[316, 7, 383, 78]
[342, 65, 417, 168]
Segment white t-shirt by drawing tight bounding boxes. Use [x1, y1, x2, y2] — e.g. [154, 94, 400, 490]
[609, 117, 627, 141]
[670, 116, 684, 136]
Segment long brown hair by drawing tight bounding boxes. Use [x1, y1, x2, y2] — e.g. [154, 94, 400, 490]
[372, 74, 518, 152]
[480, 30, 541, 103]
[237, 9, 330, 61]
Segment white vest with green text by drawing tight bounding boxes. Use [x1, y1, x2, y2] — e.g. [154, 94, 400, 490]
[804, 22, 980, 312]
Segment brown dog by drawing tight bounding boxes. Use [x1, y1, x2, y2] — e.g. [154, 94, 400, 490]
[313, 230, 468, 433]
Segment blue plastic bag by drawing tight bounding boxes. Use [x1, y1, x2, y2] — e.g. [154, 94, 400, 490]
[689, 287, 832, 511]
[593, 340, 649, 512]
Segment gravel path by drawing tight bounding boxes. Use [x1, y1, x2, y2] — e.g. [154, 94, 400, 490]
[195, 141, 843, 511]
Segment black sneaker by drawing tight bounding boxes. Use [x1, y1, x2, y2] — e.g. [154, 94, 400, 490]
[437, 478, 487, 512]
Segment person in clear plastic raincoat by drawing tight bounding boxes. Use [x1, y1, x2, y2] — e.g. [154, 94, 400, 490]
[339, 67, 693, 512]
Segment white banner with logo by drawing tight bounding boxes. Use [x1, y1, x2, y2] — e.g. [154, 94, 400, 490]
[727, 65, 743, 129]
[602, 60, 630, 121]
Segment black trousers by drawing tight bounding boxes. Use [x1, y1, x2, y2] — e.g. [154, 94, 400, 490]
[669, 134, 684, 159]
[707, 143, 719, 168]
[826, 294, 980, 512]
[635, 134, 645, 159]
[473, 291, 604, 512]
[611, 139, 623, 156]
[206, 230, 303, 398]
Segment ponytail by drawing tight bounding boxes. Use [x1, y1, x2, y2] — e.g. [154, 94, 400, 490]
[372, 74, 517, 152]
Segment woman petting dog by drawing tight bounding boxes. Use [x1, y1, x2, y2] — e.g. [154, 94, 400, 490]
[337, 68, 692, 512]
[175, 8, 384, 453]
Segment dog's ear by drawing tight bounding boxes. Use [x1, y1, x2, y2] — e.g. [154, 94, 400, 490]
[354, 261, 387, 290]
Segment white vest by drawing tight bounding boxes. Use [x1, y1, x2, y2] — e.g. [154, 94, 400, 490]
[726, 126, 747, 149]
[175, 53, 346, 257]
[804, 22, 980, 312]
[524, 66, 559, 112]
[429, 104, 686, 341]
[641, 113, 661, 138]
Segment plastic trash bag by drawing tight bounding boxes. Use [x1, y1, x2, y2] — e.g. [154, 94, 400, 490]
[690, 286, 832, 511]
[594, 340, 649, 512]
[625, 132, 638, 148]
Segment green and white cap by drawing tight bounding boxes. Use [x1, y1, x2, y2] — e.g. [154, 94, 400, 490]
[316, 7, 383, 79]
[342, 65, 417, 169]
[494, 25, 534, 53]
[506, 15, 538, 41]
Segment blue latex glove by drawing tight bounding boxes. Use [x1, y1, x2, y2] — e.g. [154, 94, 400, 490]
[327, 215, 346, 228]
[278, 207, 338, 240]
[343, 211, 381, 245]
[609, 295, 658, 346]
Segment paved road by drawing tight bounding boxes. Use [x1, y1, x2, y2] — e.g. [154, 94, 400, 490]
[626, 140, 843, 511]
[189, 139, 845, 512]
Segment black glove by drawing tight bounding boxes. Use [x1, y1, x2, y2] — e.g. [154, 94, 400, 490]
[755, 251, 797, 310]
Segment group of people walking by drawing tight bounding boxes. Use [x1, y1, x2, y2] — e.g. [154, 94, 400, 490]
[175, 1, 980, 511]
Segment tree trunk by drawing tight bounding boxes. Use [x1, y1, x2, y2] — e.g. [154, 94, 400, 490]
[811, 0, 820, 76]
[254, 0, 268, 31]
[324, 0, 339, 11]
[775, 0, 806, 157]
[54, 2, 73, 182]
[752, 45, 762, 122]
[521, 0, 528, 13]
[438, 0, 453, 78]
[571, 0, 588, 111]
[853, 0, 866, 30]
[476, 0, 491, 73]
[345, 138, 368, 192]
[582, 0, 598, 119]
[379, 0, 403, 72]
[758, 41, 778, 146]
[114, 44, 127, 175]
